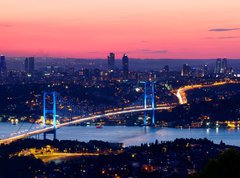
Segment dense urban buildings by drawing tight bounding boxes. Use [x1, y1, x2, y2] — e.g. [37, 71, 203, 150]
[2, 0, 240, 177]
[1, 55, 240, 178]
[1, 138, 240, 178]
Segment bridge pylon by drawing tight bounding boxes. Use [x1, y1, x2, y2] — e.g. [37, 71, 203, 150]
[43, 91, 57, 140]
[144, 81, 155, 126]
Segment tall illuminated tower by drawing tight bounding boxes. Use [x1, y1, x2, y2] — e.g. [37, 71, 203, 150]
[107, 53, 115, 73]
[122, 54, 129, 79]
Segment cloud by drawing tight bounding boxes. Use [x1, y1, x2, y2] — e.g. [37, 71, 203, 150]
[0, 24, 13, 28]
[209, 28, 240, 32]
[205, 36, 240, 39]
[138, 49, 168, 54]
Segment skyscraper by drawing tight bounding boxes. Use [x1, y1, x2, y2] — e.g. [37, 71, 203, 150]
[221, 58, 227, 73]
[202, 64, 209, 77]
[25, 57, 35, 74]
[122, 54, 129, 79]
[0, 55, 7, 74]
[214, 58, 221, 74]
[181, 64, 191, 77]
[107, 53, 115, 73]
[214, 58, 227, 74]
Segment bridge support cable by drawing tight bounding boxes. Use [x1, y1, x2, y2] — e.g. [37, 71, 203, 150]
[9, 109, 29, 137]
[56, 95, 88, 123]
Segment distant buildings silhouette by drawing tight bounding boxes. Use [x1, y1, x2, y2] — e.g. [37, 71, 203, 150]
[0, 55, 7, 75]
[25, 57, 35, 75]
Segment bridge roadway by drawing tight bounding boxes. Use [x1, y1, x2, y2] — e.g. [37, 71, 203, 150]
[0, 106, 172, 144]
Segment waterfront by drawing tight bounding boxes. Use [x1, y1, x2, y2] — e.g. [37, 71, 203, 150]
[1, 123, 240, 147]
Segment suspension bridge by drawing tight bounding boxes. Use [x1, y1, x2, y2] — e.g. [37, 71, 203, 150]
[0, 82, 173, 144]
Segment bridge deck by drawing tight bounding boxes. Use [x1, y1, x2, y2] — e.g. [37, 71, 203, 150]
[0, 106, 171, 144]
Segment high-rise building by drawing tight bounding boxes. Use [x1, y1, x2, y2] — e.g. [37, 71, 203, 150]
[107, 53, 115, 73]
[214, 58, 221, 74]
[214, 58, 227, 74]
[221, 58, 227, 73]
[202, 64, 209, 77]
[0, 55, 7, 74]
[122, 54, 129, 79]
[25, 57, 35, 74]
[181, 64, 191, 77]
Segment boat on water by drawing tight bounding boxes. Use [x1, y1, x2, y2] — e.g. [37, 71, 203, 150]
[10, 118, 19, 125]
[96, 124, 103, 129]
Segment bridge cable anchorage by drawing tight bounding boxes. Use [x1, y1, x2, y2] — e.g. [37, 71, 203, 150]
[144, 81, 156, 126]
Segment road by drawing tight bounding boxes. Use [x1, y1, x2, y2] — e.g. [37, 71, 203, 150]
[174, 81, 238, 105]
[0, 106, 171, 144]
[2, 80, 237, 144]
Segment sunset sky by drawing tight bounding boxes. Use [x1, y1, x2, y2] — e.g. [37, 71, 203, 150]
[0, 0, 240, 59]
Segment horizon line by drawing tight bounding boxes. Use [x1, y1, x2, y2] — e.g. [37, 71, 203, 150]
[3, 56, 240, 60]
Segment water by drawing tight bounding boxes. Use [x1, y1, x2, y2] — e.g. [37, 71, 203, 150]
[1, 123, 240, 147]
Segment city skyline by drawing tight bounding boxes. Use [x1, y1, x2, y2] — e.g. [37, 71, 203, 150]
[1, 1, 240, 177]
[0, 0, 240, 59]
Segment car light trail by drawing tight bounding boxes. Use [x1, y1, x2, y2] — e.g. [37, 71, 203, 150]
[0, 106, 171, 144]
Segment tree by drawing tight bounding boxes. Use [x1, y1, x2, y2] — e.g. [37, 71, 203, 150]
[198, 149, 240, 178]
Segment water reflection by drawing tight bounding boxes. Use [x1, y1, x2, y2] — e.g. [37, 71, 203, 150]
[143, 126, 150, 134]
[1, 123, 240, 147]
[206, 128, 210, 135]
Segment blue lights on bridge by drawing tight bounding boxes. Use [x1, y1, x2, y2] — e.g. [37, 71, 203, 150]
[43, 91, 57, 139]
[144, 81, 155, 126]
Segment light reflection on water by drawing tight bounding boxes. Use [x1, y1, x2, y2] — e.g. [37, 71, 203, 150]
[1, 123, 240, 147]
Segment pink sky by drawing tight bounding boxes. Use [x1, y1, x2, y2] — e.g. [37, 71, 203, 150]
[0, 0, 240, 59]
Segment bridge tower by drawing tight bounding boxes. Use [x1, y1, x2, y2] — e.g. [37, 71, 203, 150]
[144, 81, 155, 126]
[43, 91, 57, 140]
